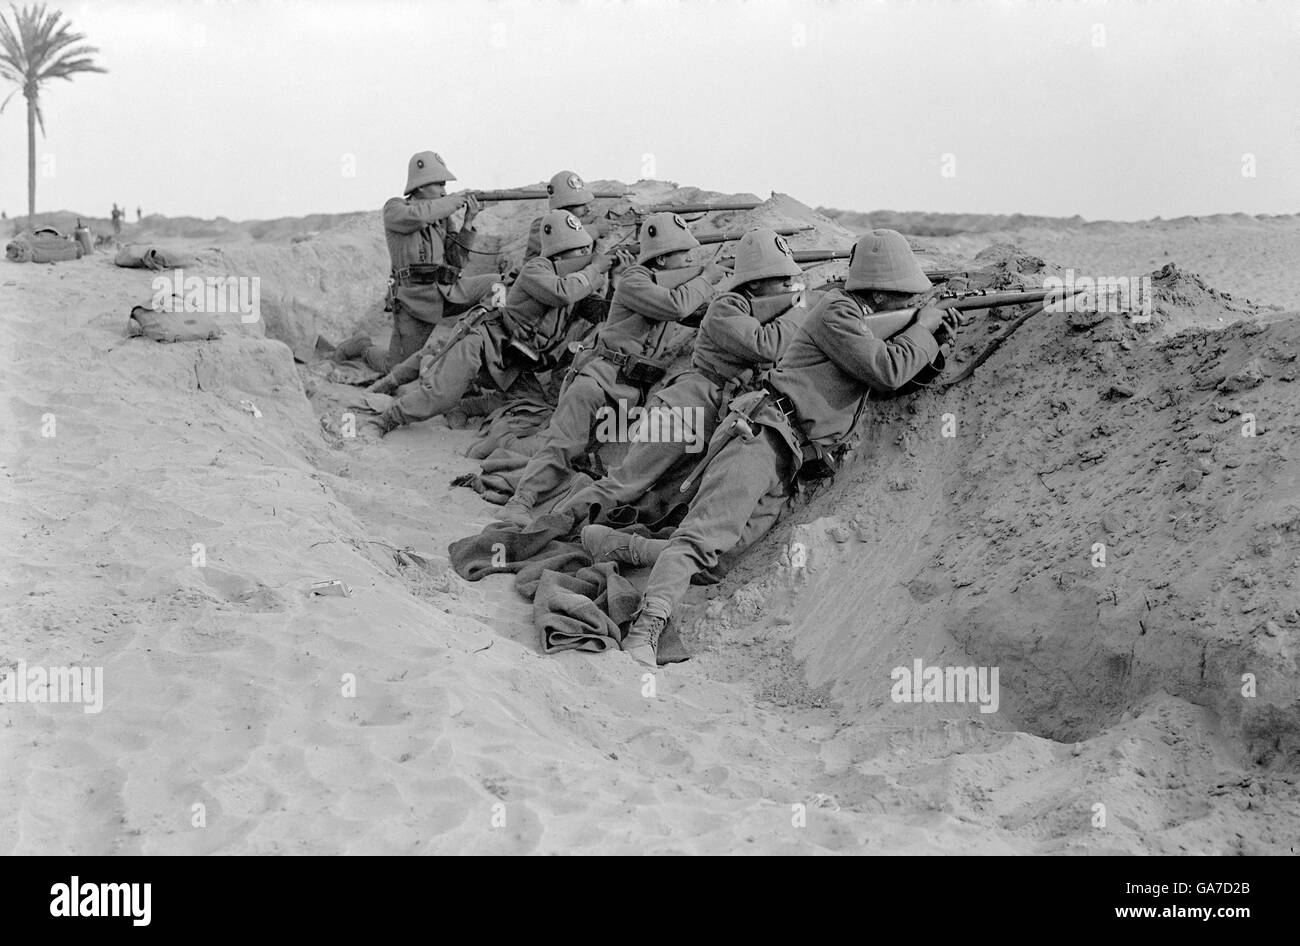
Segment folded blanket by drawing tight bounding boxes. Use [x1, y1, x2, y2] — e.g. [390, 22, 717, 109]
[466, 398, 555, 460]
[533, 564, 632, 654]
[451, 515, 691, 664]
[448, 513, 587, 583]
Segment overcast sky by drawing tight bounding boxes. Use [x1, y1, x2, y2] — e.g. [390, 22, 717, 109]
[2, 0, 1297, 222]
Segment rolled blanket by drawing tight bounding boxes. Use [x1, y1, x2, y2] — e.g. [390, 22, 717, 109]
[6, 229, 83, 263]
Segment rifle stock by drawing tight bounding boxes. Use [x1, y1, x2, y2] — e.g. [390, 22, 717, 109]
[420, 304, 498, 370]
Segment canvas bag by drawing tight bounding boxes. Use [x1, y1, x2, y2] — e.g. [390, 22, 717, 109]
[127, 305, 224, 343]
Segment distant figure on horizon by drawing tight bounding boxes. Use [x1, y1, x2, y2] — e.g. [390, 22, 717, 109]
[111, 203, 123, 234]
[136, 206, 141, 221]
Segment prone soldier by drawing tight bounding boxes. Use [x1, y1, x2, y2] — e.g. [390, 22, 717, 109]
[556, 227, 810, 533]
[495, 211, 731, 524]
[618, 229, 961, 666]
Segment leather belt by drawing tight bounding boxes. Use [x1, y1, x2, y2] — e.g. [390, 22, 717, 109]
[691, 363, 731, 388]
[762, 383, 815, 455]
[392, 263, 460, 286]
[594, 345, 631, 367]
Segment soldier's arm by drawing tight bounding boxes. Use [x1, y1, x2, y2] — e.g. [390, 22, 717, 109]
[382, 195, 466, 234]
[445, 220, 477, 268]
[516, 259, 605, 308]
[704, 294, 801, 364]
[618, 269, 717, 322]
[813, 298, 940, 392]
[522, 218, 543, 261]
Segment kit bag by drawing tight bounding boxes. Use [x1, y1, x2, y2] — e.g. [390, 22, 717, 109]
[127, 305, 224, 343]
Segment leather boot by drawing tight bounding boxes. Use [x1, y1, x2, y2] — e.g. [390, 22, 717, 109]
[622, 612, 665, 668]
[581, 524, 669, 567]
[332, 333, 372, 362]
[497, 492, 536, 527]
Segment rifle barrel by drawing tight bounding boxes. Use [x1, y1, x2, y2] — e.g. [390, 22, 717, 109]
[474, 189, 630, 201]
[794, 251, 967, 285]
[792, 249, 850, 264]
[634, 201, 762, 215]
[939, 288, 1085, 311]
[695, 225, 810, 246]
[861, 286, 1088, 341]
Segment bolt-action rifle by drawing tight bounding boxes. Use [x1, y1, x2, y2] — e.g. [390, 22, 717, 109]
[607, 199, 763, 228]
[554, 226, 812, 276]
[417, 302, 503, 373]
[861, 286, 1088, 341]
[790, 248, 967, 285]
[471, 188, 631, 202]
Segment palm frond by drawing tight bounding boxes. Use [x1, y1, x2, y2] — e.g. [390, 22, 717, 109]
[0, 2, 105, 130]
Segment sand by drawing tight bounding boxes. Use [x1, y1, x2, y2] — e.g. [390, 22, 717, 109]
[1, 185, 1297, 854]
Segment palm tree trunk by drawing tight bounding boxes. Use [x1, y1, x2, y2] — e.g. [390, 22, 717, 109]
[26, 91, 36, 229]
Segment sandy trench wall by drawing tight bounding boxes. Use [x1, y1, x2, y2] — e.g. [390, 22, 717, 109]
[682, 258, 1300, 767]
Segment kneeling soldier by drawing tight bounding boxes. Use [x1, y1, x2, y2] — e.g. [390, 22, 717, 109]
[496, 211, 731, 524]
[361, 209, 615, 438]
[620, 229, 960, 666]
[556, 227, 809, 528]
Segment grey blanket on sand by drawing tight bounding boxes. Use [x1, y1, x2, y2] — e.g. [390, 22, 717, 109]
[448, 513, 689, 664]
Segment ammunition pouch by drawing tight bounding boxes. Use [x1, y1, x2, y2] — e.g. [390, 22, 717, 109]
[795, 440, 848, 482]
[502, 337, 544, 371]
[619, 353, 670, 387]
[596, 347, 670, 388]
[393, 263, 460, 287]
[765, 387, 848, 483]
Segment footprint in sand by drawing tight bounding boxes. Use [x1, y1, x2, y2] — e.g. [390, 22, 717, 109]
[199, 568, 288, 612]
[622, 729, 693, 769]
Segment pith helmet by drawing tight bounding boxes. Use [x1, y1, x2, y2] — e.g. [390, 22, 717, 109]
[405, 151, 456, 195]
[637, 212, 698, 265]
[539, 209, 594, 258]
[844, 229, 930, 293]
[547, 170, 595, 210]
[729, 228, 803, 288]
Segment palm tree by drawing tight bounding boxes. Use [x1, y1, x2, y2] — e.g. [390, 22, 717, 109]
[0, 3, 105, 228]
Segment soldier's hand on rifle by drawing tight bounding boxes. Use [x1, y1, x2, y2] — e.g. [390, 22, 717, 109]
[613, 247, 636, 269]
[461, 193, 481, 224]
[933, 307, 966, 343]
[591, 252, 615, 275]
[368, 375, 398, 395]
[914, 305, 948, 335]
[701, 248, 731, 283]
